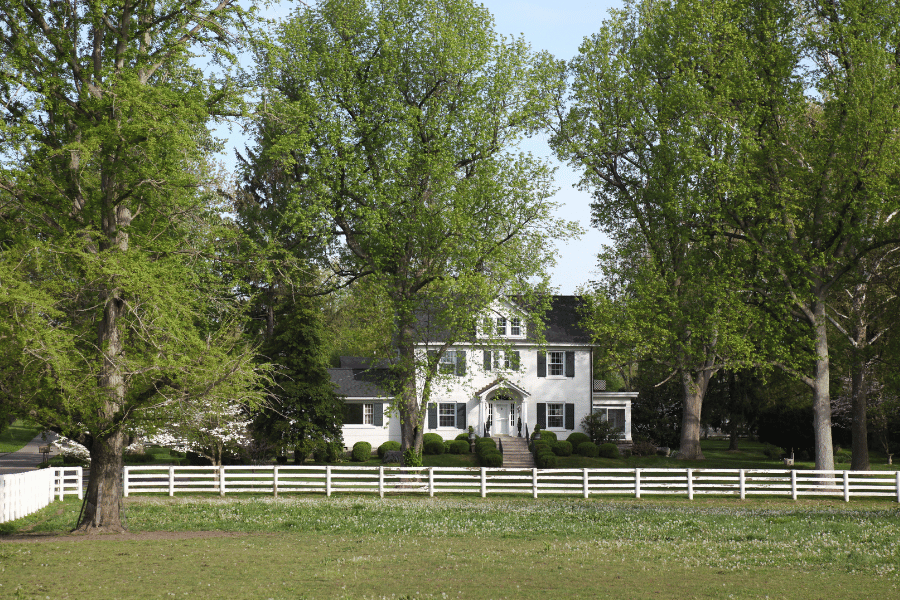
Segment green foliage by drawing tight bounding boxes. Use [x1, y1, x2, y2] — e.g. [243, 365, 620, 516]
[245, 0, 577, 452]
[630, 437, 658, 457]
[455, 433, 472, 441]
[423, 433, 444, 447]
[580, 413, 624, 445]
[566, 432, 591, 449]
[479, 451, 503, 468]
[535, 452, 557, 468]
[577, 442, 600, 458]
[599, 443, 620, 459]
[403, 448, 423, 467]
[532, 429, 557, 443]
[552, 441, 572, 457]
[352, 442, 373, 462]
[424, 440, 445, 456]
[763, 444, 786, 461]
[314, 442, 344, 463]
[449, 440, 470, 455]
[378, 441, 401, 459]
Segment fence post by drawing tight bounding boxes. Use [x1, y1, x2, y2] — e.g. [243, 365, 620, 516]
[76, 467, 83, 500]
[58, 468, 64, 500]
[687, 468, 693, 500]
[583, 468, 589, 499]
[739, 469, 745, 500]
[896, 472, 900, 504]
[428, 467, 434, 498]
[790, 470, 797, 500]
[273, 466, 279, 498]
[169, 466, 175, 497]
[326, 466, 332, 497]
[843, 471, 850, 503]
[480, 467, 487, 498]
[635, 468, 641, 499]
[219, 466, 226, 497]
[122, 467, 129, 498]
[379, 466, 384, 499]
[532, 468, 538, 499]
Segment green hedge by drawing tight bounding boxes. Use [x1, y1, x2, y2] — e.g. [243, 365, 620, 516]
[424, 440, 445, 455]
[535, 452, 557, 468]
[577, 441, 599, 458]
[480, 451, 503, 467]
[449, 440, 470, 454]
[566, 432, 590, 448]
[352, 441, 372, 462]
[423, 433, 444, 447]
[599, 442, 619, 459]
[532, 429, 557, 443]
[378, 441, 401, 459]
[552, 441, 572, 457]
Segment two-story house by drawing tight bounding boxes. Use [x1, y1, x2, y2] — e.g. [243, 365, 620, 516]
[330, 296, 635, 448]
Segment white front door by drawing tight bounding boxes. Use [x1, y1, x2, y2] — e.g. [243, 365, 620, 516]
[494, 403, 510, 435]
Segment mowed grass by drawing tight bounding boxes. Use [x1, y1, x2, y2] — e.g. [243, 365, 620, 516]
[0, 419, 43, 453]
[2, 495, 899, 599]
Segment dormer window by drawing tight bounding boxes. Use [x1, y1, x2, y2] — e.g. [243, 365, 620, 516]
[496, 316, 506, 336]
[510, 317, 521, 336]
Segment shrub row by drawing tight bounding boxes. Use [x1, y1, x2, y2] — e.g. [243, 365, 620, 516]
[475, 437, 502, 467]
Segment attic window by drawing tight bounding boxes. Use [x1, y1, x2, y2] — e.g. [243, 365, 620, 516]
[510, 317, 521, 336]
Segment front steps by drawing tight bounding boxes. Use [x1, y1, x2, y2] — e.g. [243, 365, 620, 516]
[493, 435, 534, 468]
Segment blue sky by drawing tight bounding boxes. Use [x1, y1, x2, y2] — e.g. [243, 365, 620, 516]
[234, 0, 624, 294]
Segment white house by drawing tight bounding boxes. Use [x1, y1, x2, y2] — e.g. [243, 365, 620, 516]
[330, 296, 636, 448]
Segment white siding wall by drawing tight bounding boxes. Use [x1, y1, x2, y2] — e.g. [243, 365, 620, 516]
[341, 402, 399, 450]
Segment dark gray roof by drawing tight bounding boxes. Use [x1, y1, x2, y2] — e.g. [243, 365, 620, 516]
[539, 295, 592, 344]
[328, 367, 394, 398]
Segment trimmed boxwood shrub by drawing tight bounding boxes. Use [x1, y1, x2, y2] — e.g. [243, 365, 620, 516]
[351, 441, 372, 462]
[535, 452, 557, 468]
[531, 440, 551, 456]
[567, 432, 590, 448]
[455, 432, 473, 441]
[599, 442, 619, 459]
[423, 432, 444, 447]
[475, 437, 496, 452]
[577, 441, 600, 458]
[378, 441, 401, 459]
[480, 451, 503, 467]
[552, 441, 572, 457]
[449, 440, 470, 454]
[532, 429, 557, 443]
[314, 441, 343, 463]
[424, 440, 445, 455]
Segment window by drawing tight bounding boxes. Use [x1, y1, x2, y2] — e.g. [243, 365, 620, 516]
[496, 316, 507, 336]
[439, 350, 457, 374]
[547, 403, 564, 428]
[439, 403, 456, 427]
[548, 351, 564, 376]
[510, 317, 521, 336]
[593, 407, 626, 438]
[345, 403, 374, 425]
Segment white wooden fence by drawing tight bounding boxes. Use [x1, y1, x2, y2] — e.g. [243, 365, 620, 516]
[123, 466, 900, 502]
[0, 467, 83, 523]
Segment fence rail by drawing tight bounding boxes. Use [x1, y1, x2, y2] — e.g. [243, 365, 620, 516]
[0, 467, 83, 523]
[123, 466, 900, 502]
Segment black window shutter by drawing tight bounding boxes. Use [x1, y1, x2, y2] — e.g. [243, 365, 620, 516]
[511, 350, 520, 370]
[483, 350, 491, 371]
[456, 403, 467, 429]
[456, 351, 467, 376]
[537, 403, 546, 429]
[428, 403, 438, 429]
[565, 351, 575, 377]
[374, 403, 383, 426]
[565, 403, 575, 429]
[537, 351, 546, 377]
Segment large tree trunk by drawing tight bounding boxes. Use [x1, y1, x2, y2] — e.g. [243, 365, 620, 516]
[396, 311, 424, 454]
[678, 370, 712, 460]
[849, 353, 869, 470]
[811, 303, 835, 472]
[76, 431, 126, 533]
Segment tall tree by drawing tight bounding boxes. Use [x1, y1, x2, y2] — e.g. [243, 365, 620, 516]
[244, 0, 577, 452]
[0, 0, 263, 532]
[554, 0, 761, 459]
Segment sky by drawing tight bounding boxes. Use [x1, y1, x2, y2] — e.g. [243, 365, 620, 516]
[229, 0, 624, 294]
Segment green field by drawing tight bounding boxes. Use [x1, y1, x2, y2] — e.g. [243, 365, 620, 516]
[2, 495, 899, 599]
[0, 419, 43, 453]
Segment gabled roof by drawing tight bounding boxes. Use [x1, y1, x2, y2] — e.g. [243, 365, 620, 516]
[475, 378, 531, 398]
[538, 295, 592, 344]
[327, 367, 394, 399]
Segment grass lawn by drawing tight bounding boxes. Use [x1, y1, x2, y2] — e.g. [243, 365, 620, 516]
[0, 419, 43, 453]
[2, 495, 899, 599]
